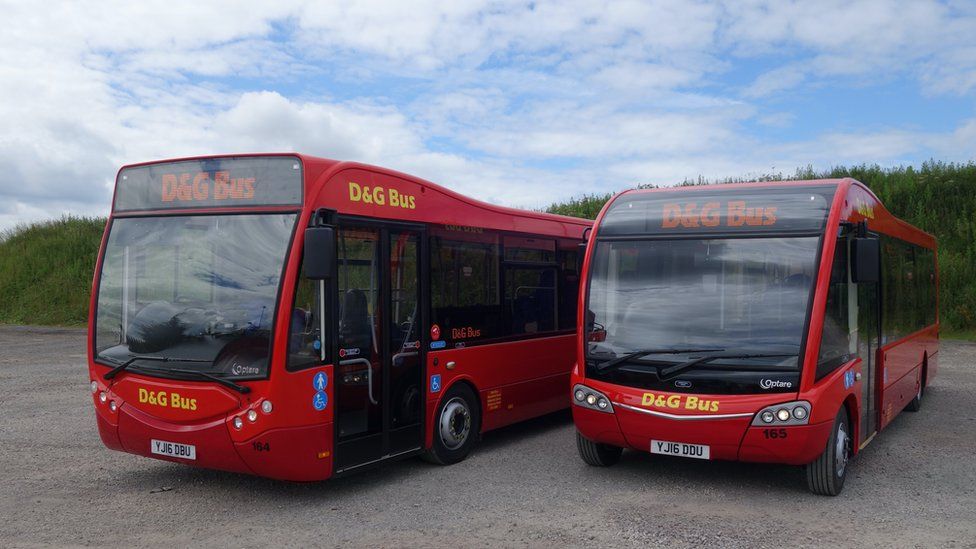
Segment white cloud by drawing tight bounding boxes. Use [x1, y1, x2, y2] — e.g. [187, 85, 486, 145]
[1, 0, 975, 230]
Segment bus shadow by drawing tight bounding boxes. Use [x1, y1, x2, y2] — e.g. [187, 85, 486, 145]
[606, 450, 812, 495]
[475, 408, 574, 452]
[124, 409, 576, 502]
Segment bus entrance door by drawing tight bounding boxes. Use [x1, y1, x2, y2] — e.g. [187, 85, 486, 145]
[856, 278, 880, 445]
[334, 224, 425, 472]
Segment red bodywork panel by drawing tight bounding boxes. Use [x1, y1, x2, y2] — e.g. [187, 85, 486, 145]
[423, 334, 575, 448]
[88, 153, 589, 481]
[573, 178, 938, 467]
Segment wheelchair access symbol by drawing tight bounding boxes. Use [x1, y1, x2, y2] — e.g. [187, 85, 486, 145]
[430, 374, 442, 393]
[313, 371, 328, 391]
[313, 391, 328, 411]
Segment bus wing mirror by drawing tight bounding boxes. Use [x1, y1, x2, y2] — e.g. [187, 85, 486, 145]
[851, 237, 880, 283]
[303, 227, 335, 280]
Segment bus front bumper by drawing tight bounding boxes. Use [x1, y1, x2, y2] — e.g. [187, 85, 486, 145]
[95, 402, 335, 482]
[572, 388, 833, 466]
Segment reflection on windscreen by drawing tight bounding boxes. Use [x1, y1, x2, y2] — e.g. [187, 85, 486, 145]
[95, 214, 296, 378]
[587, 237, 819, 368]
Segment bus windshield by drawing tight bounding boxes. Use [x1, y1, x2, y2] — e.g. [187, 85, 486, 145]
[586, 236, 820, 371]
[94, 213, 296, 379]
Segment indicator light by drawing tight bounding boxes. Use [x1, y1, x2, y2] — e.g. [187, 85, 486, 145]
[233, 417, 243, 430]
[90, 381, 97, 393]
[752, 400, 811, 427]
[109, 401, 117, 412]
[572, 385, 614, 414]
[247, 410, 258, 422]
[99, 391, 107, 403]
[262, 400, 273, 414]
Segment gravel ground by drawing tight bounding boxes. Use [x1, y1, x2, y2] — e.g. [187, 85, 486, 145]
[1, 325, 974, 548]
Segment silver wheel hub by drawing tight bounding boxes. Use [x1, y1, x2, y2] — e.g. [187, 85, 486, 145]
[439, 397, 471, 450]
[835, 421, 850, 477]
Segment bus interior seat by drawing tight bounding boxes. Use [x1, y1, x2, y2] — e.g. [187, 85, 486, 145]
[339, 289, 372, 355]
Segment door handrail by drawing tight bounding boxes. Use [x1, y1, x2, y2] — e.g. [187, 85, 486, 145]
[340, 358, 378, 405]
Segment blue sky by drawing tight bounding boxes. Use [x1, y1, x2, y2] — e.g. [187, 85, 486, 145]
[2, 0, 975, 229]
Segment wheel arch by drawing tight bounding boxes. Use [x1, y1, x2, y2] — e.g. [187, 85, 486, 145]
[432, 375, 483, 433]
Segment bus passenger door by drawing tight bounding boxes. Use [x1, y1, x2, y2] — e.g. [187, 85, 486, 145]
[856, 268, 881, 445]
[334, 223, 424, 472]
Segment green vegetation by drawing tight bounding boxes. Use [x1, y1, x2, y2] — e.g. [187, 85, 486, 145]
[0, 216, 105, 326]
[546, 161, 976, 335]
[1, 161, 973, 335]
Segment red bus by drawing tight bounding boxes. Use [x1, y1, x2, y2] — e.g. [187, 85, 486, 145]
[88, 153, 589, 480]
[572, 178, 938, 495]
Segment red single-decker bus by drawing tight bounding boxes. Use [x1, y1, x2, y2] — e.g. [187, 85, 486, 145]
[88, 153, 589, 480]
[572, 178, 937, 495]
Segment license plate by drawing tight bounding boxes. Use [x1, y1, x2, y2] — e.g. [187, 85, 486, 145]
[151, 439, 196, 460]
[651, 439, 710, 460]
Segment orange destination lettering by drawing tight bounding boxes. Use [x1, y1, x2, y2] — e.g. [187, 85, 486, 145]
[662, 203, 682, 228]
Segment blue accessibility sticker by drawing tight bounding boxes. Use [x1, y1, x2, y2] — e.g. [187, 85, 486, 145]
[843, 370, 855, 389]
[430, 340, 447, 349]
[313, 371, 328, 391]
[313, 391, 328, 411]
[430, 374, 442, 393]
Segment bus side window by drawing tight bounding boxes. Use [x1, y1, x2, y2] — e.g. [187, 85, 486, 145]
[816, 237, 852, 380]
[287, 271, 327, 370]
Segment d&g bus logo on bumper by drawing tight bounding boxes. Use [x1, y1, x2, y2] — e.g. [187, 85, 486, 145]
[348, 181, 416, 209]
[661, 201, 777, 228]
[641, 392, 719, 412]
[138, 388, 198, 411]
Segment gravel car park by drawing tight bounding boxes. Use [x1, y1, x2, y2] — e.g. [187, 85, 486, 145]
[1, 325, 974, 548]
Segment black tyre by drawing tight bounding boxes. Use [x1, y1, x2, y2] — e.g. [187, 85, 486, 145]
[423, 383, 480, 465]
[576, 431, 623, 467]
[806, 408, 851, 496]
[906, 375, 924, 412]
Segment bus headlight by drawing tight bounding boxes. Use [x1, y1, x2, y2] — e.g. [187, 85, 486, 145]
[90, 381, 98, 393]
[261, 400, 273, 414]
[99, 391, 107, 403]
[233, 417, 243, 430]
[752, 401, 811, 426]
[247, 410, 258, 423]
[572, 384, 614, 414]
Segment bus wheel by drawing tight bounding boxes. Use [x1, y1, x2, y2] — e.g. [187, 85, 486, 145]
[424, 383, 480, 465]
[576, 431, 622, 467]
[806, 408, 850, 496]
[906, 378, 924, 412]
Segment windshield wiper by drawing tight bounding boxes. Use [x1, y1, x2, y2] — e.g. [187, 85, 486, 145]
[659, 352, 798, 379]
[103, 355, 210, 380]
[160, 368, 251, 394]
[593, 348, 725, 373]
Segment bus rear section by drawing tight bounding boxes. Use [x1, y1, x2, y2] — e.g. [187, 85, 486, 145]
[89, 153, 590, 481]
[572, 179, 938, 495]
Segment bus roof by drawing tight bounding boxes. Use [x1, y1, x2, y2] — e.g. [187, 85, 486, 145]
[596, 178, 935, 248]
[114, 152, 591, 233]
